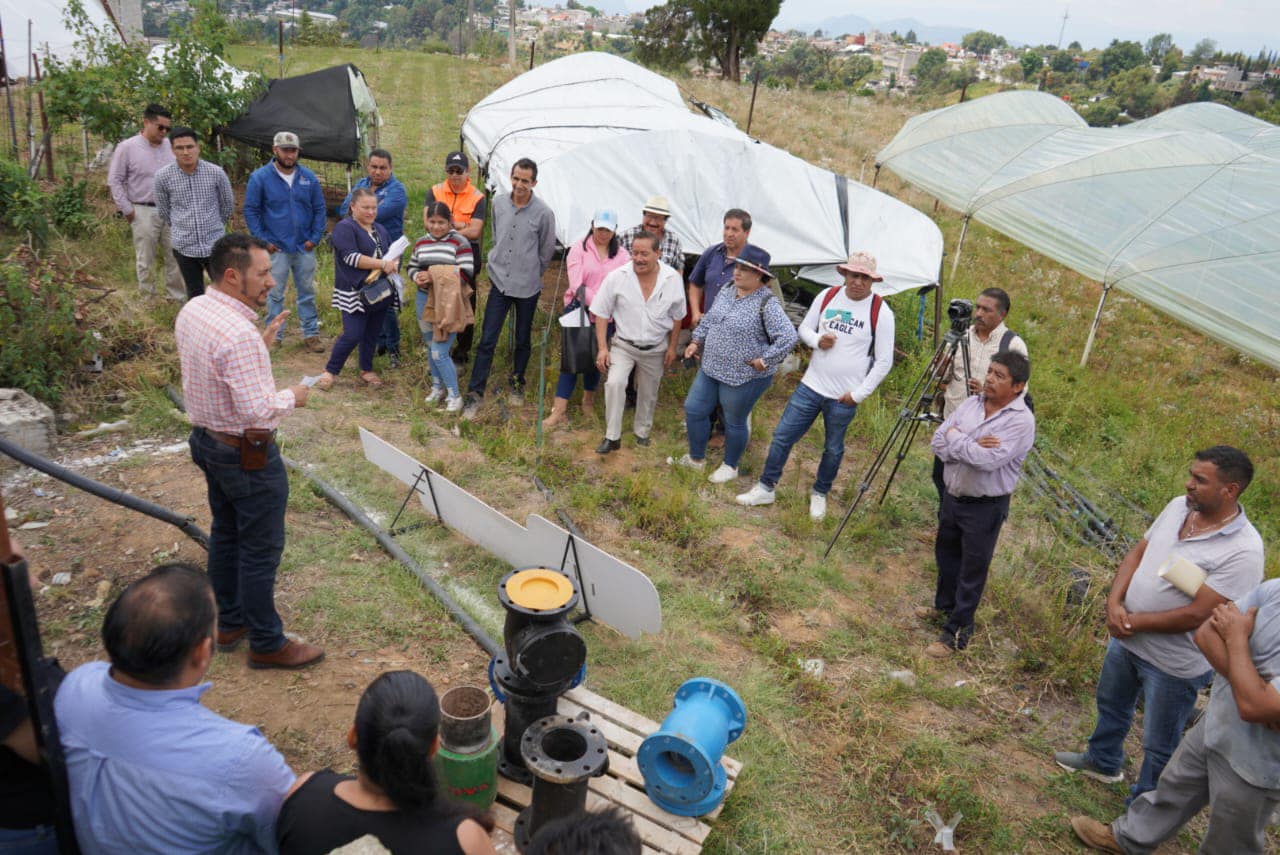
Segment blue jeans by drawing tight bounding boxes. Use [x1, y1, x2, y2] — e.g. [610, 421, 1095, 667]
[759, 383, 859, 495]
[377, 302, 402, 354]
[1085, 638, 1212, 803]
[415, 291, 460, 395]
[468, 287, 539, 396]
[0, 824, 59, 854]
[555, 367, 600, 399]
[265, 250, 318, 339]
[684, 370, 773, 469]
[189, 428, 288, 654]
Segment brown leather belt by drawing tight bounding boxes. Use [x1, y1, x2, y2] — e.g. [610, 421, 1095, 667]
[201, 428, 275, 448]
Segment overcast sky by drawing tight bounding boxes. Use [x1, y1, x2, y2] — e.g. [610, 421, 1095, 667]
[621, 1, 1276, 54]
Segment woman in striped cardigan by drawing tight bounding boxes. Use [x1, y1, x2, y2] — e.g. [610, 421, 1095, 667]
[407, 201, 475, 412]
[317, 188, 397, 390]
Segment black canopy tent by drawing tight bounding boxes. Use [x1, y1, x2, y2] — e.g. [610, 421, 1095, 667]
[220, 63, 378, 163]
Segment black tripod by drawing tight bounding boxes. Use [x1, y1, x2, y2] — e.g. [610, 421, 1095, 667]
[824, 312, 973, 557]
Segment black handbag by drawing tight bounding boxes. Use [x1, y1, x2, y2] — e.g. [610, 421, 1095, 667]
[360, 273, 394, 307]
[559, 286, 597, 374]
[359, 227, 394, 307]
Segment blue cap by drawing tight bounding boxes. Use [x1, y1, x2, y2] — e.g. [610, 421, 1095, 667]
[592, 209, 619, 232]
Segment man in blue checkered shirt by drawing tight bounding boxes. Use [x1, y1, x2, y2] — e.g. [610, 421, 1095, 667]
[154, 127, 234, 301]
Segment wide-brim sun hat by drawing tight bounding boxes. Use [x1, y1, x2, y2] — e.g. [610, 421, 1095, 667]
[835, 251, 883, 282]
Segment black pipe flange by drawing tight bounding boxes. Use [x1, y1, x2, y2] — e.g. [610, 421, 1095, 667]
[513, 712, 609, 851]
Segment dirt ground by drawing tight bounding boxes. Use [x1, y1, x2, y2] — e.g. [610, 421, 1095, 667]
[3, 433, 492, 776]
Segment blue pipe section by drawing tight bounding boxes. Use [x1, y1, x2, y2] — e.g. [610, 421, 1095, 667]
[637, 677, 746, 817]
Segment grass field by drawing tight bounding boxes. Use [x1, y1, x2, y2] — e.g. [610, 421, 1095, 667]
[12, 45, 1280, 852]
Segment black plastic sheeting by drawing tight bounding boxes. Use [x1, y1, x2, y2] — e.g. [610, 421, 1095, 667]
[220, 64, 365, 163]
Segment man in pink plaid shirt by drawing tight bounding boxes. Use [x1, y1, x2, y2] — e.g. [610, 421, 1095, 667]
[175, 233, 324, 670]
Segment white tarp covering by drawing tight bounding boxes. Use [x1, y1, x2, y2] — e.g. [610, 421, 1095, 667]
[1, 0, 117, 80]
[877, 91, 1280, 369]
[147, 44, 254, 95]
[462, 52, 942, 295]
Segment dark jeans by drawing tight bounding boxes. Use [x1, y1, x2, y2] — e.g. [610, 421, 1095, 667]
[933, 492, 1010, 647]
[759, 382, 859, 495]
[452, 251, 482, 362]
[932, 455, 946, 503]
[684, 370, 773, 469]
[1085, 638, 1212, 803]
[325, 303, 390, 375]
[189, 428, 288, 654]
[555, 367, 600, 399]
[376, 302, 401, 354]
[468, 287, 539, 396]
[172, 251, 209, 301]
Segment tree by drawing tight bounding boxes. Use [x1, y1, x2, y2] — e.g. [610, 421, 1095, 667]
[950, 61, 979, 100]
[905, 29, 917, 44]
[636, 0, 781, 81]
[1108, 65, 1161, 118]
[1019, 50, 1043, 82]
[1187, 38, 1217, 66]
[961, 29, 1007, 57]
[1001, 62, 1023, 83]
[914, 47, 948, 89]
[1050, 50, 1075, 73]
[1068, 40, 1081, 51]
[42, 0, 262, 153]
[635, 2, 694, 71]
[1157, 47, 1183, 81]
[1099, 39, 1146, 76]
[1145, 33, 1173, 63]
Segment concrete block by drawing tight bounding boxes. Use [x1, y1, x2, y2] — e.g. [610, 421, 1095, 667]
[0, 389, 57, 467]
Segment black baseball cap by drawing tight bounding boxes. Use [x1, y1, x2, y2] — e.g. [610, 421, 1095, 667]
[445, 151, 469, 170]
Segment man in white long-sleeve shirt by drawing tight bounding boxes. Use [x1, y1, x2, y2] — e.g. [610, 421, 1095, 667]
[737, 252, 895, 520]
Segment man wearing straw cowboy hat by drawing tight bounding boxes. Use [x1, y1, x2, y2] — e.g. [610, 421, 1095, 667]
[737, 251, 894, 521]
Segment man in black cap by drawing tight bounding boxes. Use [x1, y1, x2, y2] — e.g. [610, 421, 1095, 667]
[426, 151, 487, 365]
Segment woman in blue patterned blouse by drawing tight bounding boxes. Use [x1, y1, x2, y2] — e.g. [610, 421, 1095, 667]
[672, 257, 797, 484]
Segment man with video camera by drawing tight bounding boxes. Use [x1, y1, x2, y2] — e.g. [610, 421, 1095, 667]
[932, 288, 1028, 502]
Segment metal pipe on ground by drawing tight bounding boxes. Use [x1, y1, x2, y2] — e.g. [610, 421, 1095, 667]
[0, 435, 211, 550]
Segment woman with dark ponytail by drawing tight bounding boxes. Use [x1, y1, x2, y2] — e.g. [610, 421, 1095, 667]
[277, 671, 496, 854]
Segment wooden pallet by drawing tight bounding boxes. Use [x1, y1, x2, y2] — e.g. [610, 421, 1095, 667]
[488, 686, 742, 854]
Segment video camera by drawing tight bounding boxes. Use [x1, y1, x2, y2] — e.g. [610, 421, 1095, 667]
[947, 298, 973, 333]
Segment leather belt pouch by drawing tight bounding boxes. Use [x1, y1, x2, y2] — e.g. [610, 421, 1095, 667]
[239, 428, 273, 471]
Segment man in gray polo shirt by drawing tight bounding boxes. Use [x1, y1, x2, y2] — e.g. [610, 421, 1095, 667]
[1071, 579, 1280, 853]
[463, 157, 556, 417]
[1054, 446, 1264, 803]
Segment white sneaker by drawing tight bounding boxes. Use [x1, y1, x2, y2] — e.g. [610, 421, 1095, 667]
[736, 483, 775, 507]
[708, 464, 738, 484]
[666, 453, 705, 470]
[425, 386, 446, 405]
[809, 492, 827, 520]
[444, 394, 464, 413]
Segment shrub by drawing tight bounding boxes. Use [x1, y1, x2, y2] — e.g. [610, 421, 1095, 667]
[50, 177, 93, 238]
[0, 160, 50, 246]
[0, 258, 93, 404]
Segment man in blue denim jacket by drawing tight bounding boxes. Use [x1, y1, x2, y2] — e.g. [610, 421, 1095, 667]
[243, 131, 327, 351]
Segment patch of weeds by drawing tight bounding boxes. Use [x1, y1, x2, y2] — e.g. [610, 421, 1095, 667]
[612, 470, 711, 547]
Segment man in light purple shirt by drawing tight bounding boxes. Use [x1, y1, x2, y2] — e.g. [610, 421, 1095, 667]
[107, 104, 184, 300]
[922, 350, 1035, 657]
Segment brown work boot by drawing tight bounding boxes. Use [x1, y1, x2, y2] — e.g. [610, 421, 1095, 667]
[924, 641, 955, 659]
[914, 606, 942, 622]
[248, 639, 325, 670]
[1069, 816, 1124, 853]
[216, 626, 248, 652]
[303, 335, 324, 353]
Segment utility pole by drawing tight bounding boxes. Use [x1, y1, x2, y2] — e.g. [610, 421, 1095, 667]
[507, 0, 516, 67]
[1056, 6, 1069, 50]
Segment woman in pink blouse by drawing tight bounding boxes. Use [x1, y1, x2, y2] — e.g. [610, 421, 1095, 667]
[543, 209, 630, 429]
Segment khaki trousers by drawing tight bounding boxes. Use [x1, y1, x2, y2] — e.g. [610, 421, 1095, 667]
[130, 205, 184, 300]
[603, 337, 666, 442]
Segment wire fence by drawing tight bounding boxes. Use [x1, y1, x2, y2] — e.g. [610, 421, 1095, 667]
[0, 81, 115, 180]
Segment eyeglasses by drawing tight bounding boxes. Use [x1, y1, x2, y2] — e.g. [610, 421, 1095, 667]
[155, 123, 171, 132]
[446, 167, 465, 175]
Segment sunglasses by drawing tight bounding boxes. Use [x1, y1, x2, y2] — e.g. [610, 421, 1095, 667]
[155, 123, 171, 132]
[446, 167, 465, 175]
